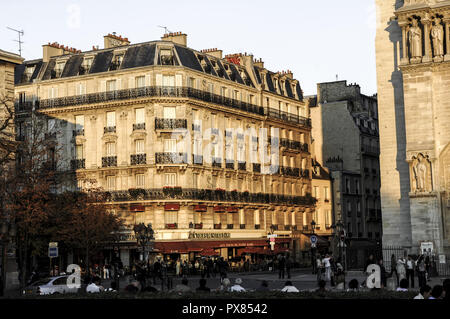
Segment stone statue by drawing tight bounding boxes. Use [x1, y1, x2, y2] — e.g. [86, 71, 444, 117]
[408, 18, 422, 58]
[431, 18, 444, 57]
[413, 157, 427, 191]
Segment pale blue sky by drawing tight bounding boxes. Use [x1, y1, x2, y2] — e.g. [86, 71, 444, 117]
[0, 0, 377, 95]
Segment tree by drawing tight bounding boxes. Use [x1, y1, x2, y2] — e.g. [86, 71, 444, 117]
[0, 95, 17, 168]
[57, 188, 124, 275]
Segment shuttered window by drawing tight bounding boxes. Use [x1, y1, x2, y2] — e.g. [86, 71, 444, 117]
[135, 139, 144, 154]
[135, 76, 145, 88]
[165, 211, 178, 224]
[106, 176, 116, 191]
[164, 139, 177, 153]
[106, 142, 116, 156]
[164, 173, 177, 186]
[136, 174, 145, 188]
[106, 111, 115, 127]
[135, 108, 145, 124]
[75, 115, 84, 130]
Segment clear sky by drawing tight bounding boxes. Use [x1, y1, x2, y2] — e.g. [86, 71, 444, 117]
[0, 0, 377, 96]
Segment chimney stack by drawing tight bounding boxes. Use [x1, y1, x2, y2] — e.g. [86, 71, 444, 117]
[43, 42, 81, 62]
[161, 31, 187, 47]
[104, 32, 130, 49]
[254, 58, 264, 68]
[200, 48, 223, 59]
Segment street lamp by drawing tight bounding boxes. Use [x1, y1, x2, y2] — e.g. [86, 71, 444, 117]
[133, 223, 155, 264]
[1, 221, 16, 297]
[335, 220, 345, 270]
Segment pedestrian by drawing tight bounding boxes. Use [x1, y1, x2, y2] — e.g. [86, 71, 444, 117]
[322, 254, 331, 283]
[153, 258, 161, 284]
[425, 255, 431, 281]
[429, 285, 444, 299]
[347, 279, 358, 292]
[207, 258, 214, 278]
[390, 254, 399, 286]
[175, 259, 181, 277]
[218, 257, 228, 282]
[378, 259, 387, 288]
[286, 254, 293, 279]
[217, 278, 231, 292]
[281, 280, 299, 292]
[405, 255, 415, 288]
[194, 259, 199, 275]
[256, 280, 270, 292]
[172, 278, 192, 293]
[316, 256, 323, 282]
[414, 284, 432, 299]
[329, 256, 336, 287]
[416, 254, 427, 288]
[396, 257, 406, 283]
[230, 278, 246, 292]
[396, 278, 409, 292]
[182, 260, 189, 278]
[278, 254, 286, 279]
[196, 278, 211, 292]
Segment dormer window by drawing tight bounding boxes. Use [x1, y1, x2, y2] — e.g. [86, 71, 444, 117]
[79, 57, 93, 75]
[159, 48, 176, 66]
[109, 54, 124, 71]
[22, 65, 35, 82]
[53, 61, 66, 78]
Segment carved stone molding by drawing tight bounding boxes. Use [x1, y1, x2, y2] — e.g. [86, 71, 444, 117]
[409, 153, 433, 193]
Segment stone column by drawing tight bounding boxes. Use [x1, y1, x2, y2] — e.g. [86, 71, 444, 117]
[422, 17, 433, 63]
[284, 210, 289, 227]
[399, 22, 410, 65]
[291, 210, 296, 227]
[445, 18, 450, 61]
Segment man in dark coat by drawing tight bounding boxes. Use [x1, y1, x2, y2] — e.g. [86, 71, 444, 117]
[278, 254, 286, 279]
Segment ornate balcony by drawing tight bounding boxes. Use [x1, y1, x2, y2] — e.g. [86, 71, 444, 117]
[155, 118, 187, 130]
[212, 158, 222, 168]
[133, 123, 146, 131]
[226, 161, 235, 170]
[281, 166, 300, 177]
[130, 154, 147, 165]
[193, 154, 203, 165]
[102, 156, 117, 167]
[104, 126, 116, 134]
[155, 152, 188, 164]
[71, 159, 85, 170]
[267, 108, 311, 128]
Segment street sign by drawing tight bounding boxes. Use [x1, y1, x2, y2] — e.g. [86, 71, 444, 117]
[48, 247, 58, 258]
[310, 235, 318, 244]
[49, 242, 58, 248]
[439, 255, 446, 264]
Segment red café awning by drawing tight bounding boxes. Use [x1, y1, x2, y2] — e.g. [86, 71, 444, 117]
[154, 239, 274, 254]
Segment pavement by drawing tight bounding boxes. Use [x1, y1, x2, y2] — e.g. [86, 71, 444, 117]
[98, 268, 449, 292]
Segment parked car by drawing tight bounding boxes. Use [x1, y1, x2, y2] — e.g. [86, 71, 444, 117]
[23, 276, 80, 295]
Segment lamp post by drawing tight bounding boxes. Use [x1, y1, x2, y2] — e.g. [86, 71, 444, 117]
[133, 223, 155, 265]
[311, 220, 316, 274]
[0, 222, 16, 297]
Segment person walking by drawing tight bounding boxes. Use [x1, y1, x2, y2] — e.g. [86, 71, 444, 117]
[405, 255, 415, 288]
[390, 254, 399, 286]
[278, 254, 286, 279]
[378, 259, 387, 288]
[396, 257, 407, 283]
[322, 254, 331, 283]
[425, 255, 431, 282]
[416, 255, 426, 288]
[286, 254, 293, 279]
[175, 259, 181, 277]
[316, 256, 323, 283]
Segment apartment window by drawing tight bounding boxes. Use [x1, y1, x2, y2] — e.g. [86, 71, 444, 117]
[347, 200, 352, 216]
[106, 80, 116, 92]
[76, 145, 83, 159]
[106, 142, 116, 156]
[314, 209, 319, 225]
[55, 61, 65, 77]
[163, 106, 176, 119]
[221, 87, 227, 96]
[193, 139, 201, 156]
[313, 186, 319, 199]
[187, 77, 195, 88]
[325, 210, 331, 226]
[165, 211, 178, 224]
[135, 139, 145, 154]
[347, 223, 352, 235]
[233, 90, 239, 100]
[248, 94, 254, 105]
[346, 178, 351, 193]
[355, 180, 360, 194]
[135, 76, 145, 88]
[81, 57, 93, 73]
[164, 173, 177, 186]
[164, 139, 177, 153]
[136, 174, 145, 188]
[193, 174, 198, 188]
[324, 187, 329, 200]
[208, 83, 214, 94]
[135, 108, 145, 124]
[106, 111, 116, 127]
[162, 75, 175, 87]
[48, 87, 58, 99]
[76, 83, 86, 95]
[106, 176, 116, 191]
[357, 200, 361, 215]
[75, 115, 84, 131]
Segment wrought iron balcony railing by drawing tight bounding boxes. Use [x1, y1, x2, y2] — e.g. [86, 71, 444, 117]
[192, 154, 203, 165]
[133, 123, 146, 131]
[102, 156, 117, 167]
[226, 161, 235, 170]
[71, 159, 85, 170]
[192, 124, 201, 132]
[155, 152, 188, 164]
[212, 157, 222, 168]
[104, 126, 116, 134]
[34, 86, 310, 128]
[238, 162, 246, 171]
[131, 154, 147, 165]
[281, 166, 300, 177]
[106, 188, 317, 207]
[253, 163, 261, 173]
[73, 129, 84, 137]
[155, 118, 187, 130]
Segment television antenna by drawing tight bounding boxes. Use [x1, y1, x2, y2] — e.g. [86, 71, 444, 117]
[158, 25, 173, 34]
[7, 27, 24, 56]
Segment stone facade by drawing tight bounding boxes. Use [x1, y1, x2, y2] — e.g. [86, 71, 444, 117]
[13, 33, 315, 265]
[376, 0, 450, 255]
[309, 81, 383, 266]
